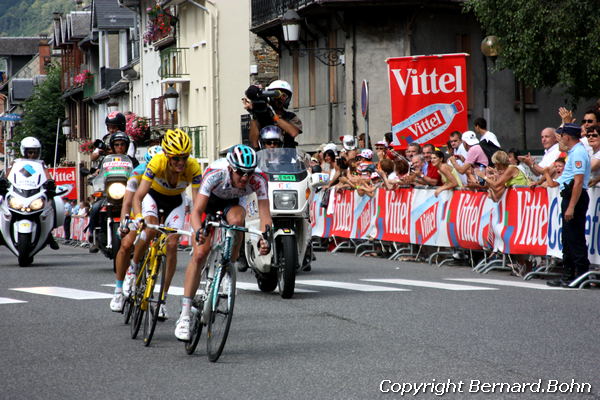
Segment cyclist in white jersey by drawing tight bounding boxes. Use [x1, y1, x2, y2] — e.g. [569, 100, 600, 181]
[175, 145, 272, 341]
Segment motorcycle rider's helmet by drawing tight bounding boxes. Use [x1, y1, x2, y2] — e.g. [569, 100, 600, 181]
[161, 129, 191, 157]
[260, 125, 283, 148]
[109, 131, 130, 153]
[144, 145, 162, 163]
[226, 144, 257, 172]
[266, 80, 292, 108]
[340, 135, 357, 151]
[20, 137, 42, 159]
[105, 111, 126, 131]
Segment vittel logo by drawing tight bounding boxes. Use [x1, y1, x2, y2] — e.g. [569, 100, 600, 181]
[417, 203, 438, 243]
[456, 193, 482, 242]
[52, 170, 75, 182]
[332, 192, 353, 232]
[391, 66, 464, 96]
[514, 190, 548, 246]
[385, 190, 412, 235]
[358, 199, 375, 237]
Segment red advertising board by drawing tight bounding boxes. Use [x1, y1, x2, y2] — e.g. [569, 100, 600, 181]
[447, 190, 487, 250]
[387, 53, 468, 149]
[377, 187, 412, 243]
[502, 187, 549, 255]
[330, 190, 354, 238]
[50, 167, 77, 200]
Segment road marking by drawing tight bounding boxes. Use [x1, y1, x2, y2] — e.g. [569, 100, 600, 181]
[0, 297, 27, 304]
[296, 280, 410, 292]
[10, 287, 113, 300]
[446, 278, 568, 290]
[363, 279, 497, 291]
[103, 283, 317, 295]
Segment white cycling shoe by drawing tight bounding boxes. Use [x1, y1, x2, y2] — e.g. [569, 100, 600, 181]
[158, 304, 168, 321]
[175, 315, 191, 341]
[110, 292, 124, 313]
[123, 270, 136, 296]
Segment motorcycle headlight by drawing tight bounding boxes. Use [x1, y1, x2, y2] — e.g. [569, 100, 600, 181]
[273, 190, 298, 210]
[107, 182, 126, 201]
[8, 197, 24, 210]
[29, 198, 45, 211]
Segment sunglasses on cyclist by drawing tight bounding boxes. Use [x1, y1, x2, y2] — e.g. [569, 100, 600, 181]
[234, 168, 254, 177]
[170, 155, 189, 162]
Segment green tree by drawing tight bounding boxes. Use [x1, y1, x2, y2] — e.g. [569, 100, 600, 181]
[464, 0, 600, 102]
[11, 63, 65, 166]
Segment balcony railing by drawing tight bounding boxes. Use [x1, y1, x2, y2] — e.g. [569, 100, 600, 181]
[150, 96, 177, 128]
[251, 0, 315, 28]
[159, 48, 189, 79]
[186, 125, 208, 159]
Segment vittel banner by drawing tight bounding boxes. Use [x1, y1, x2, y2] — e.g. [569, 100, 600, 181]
[50, 167, 77, 200]
[387, 53, 469, 149]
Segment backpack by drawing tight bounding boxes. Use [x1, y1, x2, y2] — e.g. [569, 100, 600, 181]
[479, 139, 501, 167]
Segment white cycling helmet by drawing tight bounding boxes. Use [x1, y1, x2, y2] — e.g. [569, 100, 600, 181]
[267, 80, 292, 108]
[20, 136, 42, 159]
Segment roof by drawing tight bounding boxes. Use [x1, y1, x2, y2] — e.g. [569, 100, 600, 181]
[93, 0, 135, 30]
[10, 79, 34, 102]
[69, 12, 92, 39]
[0, 38, 42, 56]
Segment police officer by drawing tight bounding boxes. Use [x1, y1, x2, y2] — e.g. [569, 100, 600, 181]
[548, 123, 591, 287]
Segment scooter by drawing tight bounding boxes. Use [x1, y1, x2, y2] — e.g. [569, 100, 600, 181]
[89, 153, 133, 269]
[0, 159, 65, 266]
[242, 148, 315, 299]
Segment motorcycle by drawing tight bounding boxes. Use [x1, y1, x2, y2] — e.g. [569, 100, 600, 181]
[89, 153, 133, 269]
[0, 160, 66, 266]
[242, 148, 316, 299]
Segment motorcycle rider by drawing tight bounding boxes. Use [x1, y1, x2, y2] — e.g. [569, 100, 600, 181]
[88, 131, 134, 253]
[132, 129, 202, 320]
[109, 145, 162, 312]
[91, 111, 136, 162]
[2, 137, 59, 250]
[174, 144, 272, 341]
[243, 80, 302, 149]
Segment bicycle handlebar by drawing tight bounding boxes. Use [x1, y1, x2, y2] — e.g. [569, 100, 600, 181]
[145, 222, 193, 237]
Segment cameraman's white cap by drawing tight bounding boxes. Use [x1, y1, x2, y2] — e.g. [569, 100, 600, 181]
[324, 143, 338, 153]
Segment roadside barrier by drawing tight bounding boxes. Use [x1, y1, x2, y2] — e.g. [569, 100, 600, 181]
[310, 186, 600, 264]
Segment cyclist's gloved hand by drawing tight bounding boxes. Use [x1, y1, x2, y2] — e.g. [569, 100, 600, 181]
[258, 238, 270, 255]
[195, 228, 207, 245]
[119, 219, 130, 235]
[133, 214, 145, 230]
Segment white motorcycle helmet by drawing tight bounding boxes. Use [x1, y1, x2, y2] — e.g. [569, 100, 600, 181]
[267, 80, 293, 108]
[340, 135, 357, 151]
[20, 137, 42, 159]
[260, 125, 284, 147]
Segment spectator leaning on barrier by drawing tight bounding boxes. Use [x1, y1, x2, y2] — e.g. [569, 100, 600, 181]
[448, 130, 468, 185]
[531, 157, 565, 188]
[421, 144, 442, 186]
[519, 127, 560, 177]
[475, 150, 530, 202]
[547, 123, 591, 287]
[585, 125, 600, 186]
[431, 150, 460, 197]
[449, 131, 488, 186]
[404, 143, 421, 164]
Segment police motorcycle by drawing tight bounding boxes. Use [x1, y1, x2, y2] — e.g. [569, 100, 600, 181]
[88, 134, 134, 269]
[242, 145, 315, 299]
[0, 142, 66, 267]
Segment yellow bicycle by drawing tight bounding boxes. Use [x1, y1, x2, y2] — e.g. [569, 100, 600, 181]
[127, 222, 191, 346]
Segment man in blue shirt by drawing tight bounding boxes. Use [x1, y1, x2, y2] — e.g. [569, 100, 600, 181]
[549, 123, 591, 287]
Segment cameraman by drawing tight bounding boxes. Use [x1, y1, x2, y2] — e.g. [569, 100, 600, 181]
[91, 111, 137, 164]
[243, 80, 302, 149]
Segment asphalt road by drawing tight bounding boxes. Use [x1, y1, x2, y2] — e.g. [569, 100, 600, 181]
[0, 241, 599, 400]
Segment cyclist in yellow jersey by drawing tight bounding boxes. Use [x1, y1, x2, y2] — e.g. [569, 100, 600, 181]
[132, 129, 202, 319]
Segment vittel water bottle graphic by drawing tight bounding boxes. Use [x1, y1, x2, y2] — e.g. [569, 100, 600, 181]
[392, 100, 464, 144]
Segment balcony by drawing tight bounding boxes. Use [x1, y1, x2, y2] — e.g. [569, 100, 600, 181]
[159, 48, 189, 80]
[150, 96, 177, 128]
[251, 0, 313, 29]
[185, 125, 208, 159]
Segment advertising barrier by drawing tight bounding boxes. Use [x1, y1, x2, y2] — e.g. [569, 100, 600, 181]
[312, 187, 600, 263]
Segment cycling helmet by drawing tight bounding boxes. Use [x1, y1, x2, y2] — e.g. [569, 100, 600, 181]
[161, 129, 191, 157]
[267, 80, 292, 108]
[226, 144, 257, 172]
[144, 145, 162, 163]
[260, 125, 283, 146]
[109, 131, 130, 151]
[20, 136, 42, 158]
[105, 111, 126, 131]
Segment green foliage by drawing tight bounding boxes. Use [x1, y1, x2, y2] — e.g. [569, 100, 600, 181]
[464, 0, 600, 102]
[0, 0, 74, 36]
[11, 64, 65, 165]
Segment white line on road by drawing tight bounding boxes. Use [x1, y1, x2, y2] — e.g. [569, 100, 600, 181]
[446, 278, 568, 290]
[362, 279, 498, 291]
[103, 283, 317, 295]
[296, 280, 410, 292]
[10, 286, 114, 300]
[0, 297, 27, 304]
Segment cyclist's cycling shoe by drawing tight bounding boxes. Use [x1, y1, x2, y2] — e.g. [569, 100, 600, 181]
[123, 269, 136, 296]
[158, 304, 168, 321]
[175, 315, 191, 341]
[110, 293, 124, 313]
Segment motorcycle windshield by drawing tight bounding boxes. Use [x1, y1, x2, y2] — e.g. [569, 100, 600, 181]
[8, 160, 46, 189]
[256, 148, 309, 175]
[100, 154, 133, 179]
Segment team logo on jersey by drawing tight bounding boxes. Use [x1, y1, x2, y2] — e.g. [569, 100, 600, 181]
[575, 161, 582, 169]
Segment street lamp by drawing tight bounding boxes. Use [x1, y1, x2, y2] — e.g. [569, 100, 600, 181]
[163, 83, 179, 129]
[62, 118, 71, 136]
[107, 98, 119, 113]
[480, 35, 500, 62]
[280, 9, 345, 67]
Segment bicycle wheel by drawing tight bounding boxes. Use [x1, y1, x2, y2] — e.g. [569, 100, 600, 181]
[143, 256, 163, 346]
[206, 263, 236, 362]
[185, 267, 208, 355]
[130, 263, 149, 339]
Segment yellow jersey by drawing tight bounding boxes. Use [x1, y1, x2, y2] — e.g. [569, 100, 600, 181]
[142, 153, 202, 196]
